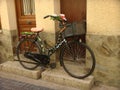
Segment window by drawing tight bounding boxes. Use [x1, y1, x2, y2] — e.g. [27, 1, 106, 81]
[21, 0, 35, 15]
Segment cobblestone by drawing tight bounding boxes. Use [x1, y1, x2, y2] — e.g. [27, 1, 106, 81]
[0, 71, 119, 90]
[0, 77, 54, 90]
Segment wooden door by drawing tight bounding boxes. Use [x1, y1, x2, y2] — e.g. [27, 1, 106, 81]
[15, 0, 36, 38]
[61, 0, 86, 22]
[60, 0, 86, 61]
[60, 0, 86, 42]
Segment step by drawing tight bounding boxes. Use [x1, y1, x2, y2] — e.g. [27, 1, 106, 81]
[41, 66, 94, 90]
[0, 61, 42, 79]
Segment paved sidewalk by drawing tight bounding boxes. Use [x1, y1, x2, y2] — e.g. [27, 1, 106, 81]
[0, 77, 54, 90]
[0, 71, 80, 90]
[0, 71, 119, 90]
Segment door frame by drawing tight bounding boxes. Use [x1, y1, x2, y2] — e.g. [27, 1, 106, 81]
[15, 0, 36, 37]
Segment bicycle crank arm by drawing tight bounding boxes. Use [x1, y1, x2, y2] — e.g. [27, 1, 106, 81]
[24, 52, 41, 63]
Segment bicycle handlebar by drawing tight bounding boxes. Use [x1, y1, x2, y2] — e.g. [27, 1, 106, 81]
[44, 14, 67, 22]
[44, 14, 68, 33]
[44, 15, 57, 19]
[44, 15, 51, 19]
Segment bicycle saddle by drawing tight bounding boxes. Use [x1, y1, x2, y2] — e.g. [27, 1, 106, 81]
[31, 27, 44, 33]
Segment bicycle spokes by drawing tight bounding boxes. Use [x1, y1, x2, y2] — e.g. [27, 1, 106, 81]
[61, 41, 95, 79]
[17, 39, 40, 70]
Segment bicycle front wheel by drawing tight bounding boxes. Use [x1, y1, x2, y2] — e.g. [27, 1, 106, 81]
[60, 41, 95, 79]
[16, 38, 42, 70]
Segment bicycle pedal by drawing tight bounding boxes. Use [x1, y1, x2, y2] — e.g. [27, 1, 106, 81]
[40, 66, 46, 71]
[50, 63, 56, 69]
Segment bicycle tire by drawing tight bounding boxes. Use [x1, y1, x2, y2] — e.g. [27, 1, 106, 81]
[60, 41, 95, 79]
[16, 38, 42, 70]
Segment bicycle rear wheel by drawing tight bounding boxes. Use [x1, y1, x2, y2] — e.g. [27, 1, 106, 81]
[16, 38, 42, 70]
[60, 41, 95, 79]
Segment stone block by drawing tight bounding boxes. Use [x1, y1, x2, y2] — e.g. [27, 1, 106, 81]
[0, 61, 42, 79]
[86, 34, 120, 88]
[42, 67, 94, 90]
[0, 30, 14, 61]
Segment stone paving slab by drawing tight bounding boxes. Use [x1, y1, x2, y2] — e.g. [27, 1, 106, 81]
[0, 61, 42, 79]
[42, 66, 94, 90]
[0, 77, 53, 90]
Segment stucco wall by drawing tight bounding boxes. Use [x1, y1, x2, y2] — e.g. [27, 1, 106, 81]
[35, 0, 60, 61]
[0, 0, 18, 62]
[0, 0, 17, 30]
[87, 0, 120, 35]
[87, 0, 120, 87]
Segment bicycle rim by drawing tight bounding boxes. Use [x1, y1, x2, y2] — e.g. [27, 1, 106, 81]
[61, 41, 95, 79]
[17, 39, 41, 70]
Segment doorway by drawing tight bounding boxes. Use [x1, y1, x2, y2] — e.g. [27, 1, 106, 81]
[60, 0, 86, 42]
[61, 0, 86, 22]
[15, 0, 36, 38]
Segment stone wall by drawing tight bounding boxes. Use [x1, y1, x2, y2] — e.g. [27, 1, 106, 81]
[86, 34, 120, 87]
[0, 29, 18, 63]
[87, 0, 120, 88]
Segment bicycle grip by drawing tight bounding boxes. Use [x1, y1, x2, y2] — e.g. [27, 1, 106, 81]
[44, 15, 50, 19]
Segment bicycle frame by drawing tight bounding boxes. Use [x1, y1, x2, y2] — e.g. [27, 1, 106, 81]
[35, 32, 67, 57]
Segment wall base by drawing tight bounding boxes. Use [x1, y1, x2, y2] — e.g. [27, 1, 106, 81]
[0, 29, 18, 63]
[86, 33, 120, 88]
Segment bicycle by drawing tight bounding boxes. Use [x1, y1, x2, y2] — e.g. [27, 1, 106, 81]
[16, 14, 95, 79]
